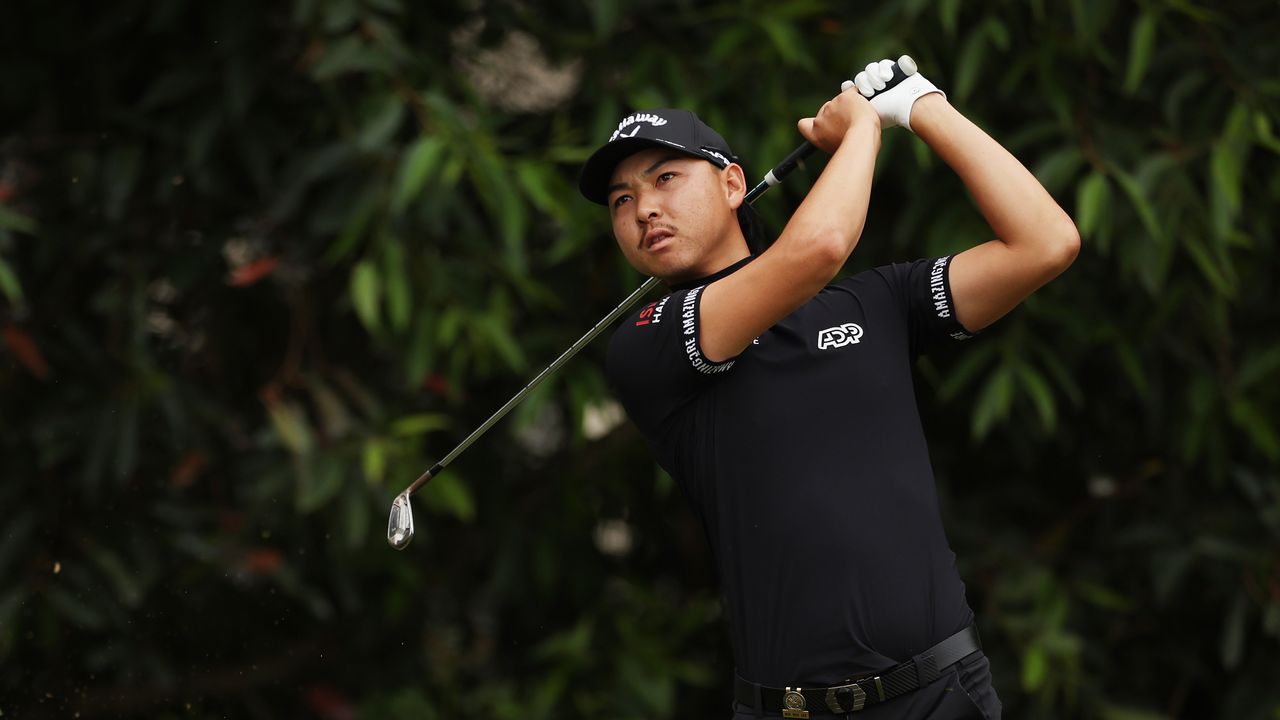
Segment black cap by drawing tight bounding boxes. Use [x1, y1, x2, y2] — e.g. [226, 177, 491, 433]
[578, 109, 737, 205]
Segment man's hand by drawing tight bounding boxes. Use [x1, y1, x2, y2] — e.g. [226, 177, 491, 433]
[844, 57, 945, 132]
[796, 87, 881, 154]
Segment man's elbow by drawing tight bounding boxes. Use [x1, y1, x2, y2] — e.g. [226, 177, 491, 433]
[814, 228, 859, 270]
[775, 225, 860, 280]
[1044, 216, 1080, 276]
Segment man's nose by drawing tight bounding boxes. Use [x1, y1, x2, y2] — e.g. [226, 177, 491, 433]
[635, 194, 661, 223]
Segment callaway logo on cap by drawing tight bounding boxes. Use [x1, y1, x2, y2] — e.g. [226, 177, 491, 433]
[578, 108, 738, 205]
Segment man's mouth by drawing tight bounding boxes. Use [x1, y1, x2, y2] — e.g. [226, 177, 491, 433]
[643, 227, 674, 250]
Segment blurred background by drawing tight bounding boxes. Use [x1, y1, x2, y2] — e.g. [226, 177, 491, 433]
[2, 0, 1278, 717]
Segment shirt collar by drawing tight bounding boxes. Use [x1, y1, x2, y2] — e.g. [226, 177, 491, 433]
[668, 255, 755, 292]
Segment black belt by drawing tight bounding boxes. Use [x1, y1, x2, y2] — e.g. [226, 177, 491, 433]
[733, 625, 982, 717]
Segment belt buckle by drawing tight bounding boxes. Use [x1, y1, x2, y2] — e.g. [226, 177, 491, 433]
[825, 681, 867, 713]
[782, 687, 809, 719]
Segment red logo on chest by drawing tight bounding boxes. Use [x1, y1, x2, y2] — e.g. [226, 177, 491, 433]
[635, 296, 669, 326]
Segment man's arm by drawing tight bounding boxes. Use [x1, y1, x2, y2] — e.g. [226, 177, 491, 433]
[909, 95, 1080, 333]
[699, 91, 882, 362]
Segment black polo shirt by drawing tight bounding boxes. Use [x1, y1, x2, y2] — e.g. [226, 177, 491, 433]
[605, 255, 977, 687]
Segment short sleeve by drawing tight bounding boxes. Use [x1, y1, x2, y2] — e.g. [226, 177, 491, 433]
[605, 285, 734, 436]
[875, 256, 977, 358]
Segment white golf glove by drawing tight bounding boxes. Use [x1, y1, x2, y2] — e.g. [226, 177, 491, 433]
[840, 56, 944, 132]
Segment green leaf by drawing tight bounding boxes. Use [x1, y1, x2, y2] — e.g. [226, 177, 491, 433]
[954, 28, 987, 101]
[266, 398, 314, 455]
[1230, 398, 1279, 459]
[0, 589, 27, 639]
[365, 0, 404, 15]
[391, 136, 446, 214]
[1237, 345, 1280, 389]
[709, 23, 750, 62]
[1111, 168, 1163, 242]
[1220, 591, 1247, 669]
[938, 0, 962, 36]
[938, 342, 996, 401]
[350, 260, 381, 331]
[298, 457, 345, 512]
[46, 586, 107, 630]
[422, 472, 475, 522]
[1033, 148, 1084, 196]
[1075, 171, 1109, 240]
[102, 145, 142, 222]
[588, 0, 620, 37]
[1182, 235, 1237, 298]
[1100, 706, 1173, 720]
[1076, 580, 1132, 611]
[0, 255, 23, 305]
[114, 396, 140, 481]
[516, 160, 566, 218]
[972, 364, 1015, 440]
[1021, 644, 1048, 690]
[389, 413, 450, 437]
[1253, 110, 1280, 153]
[757, 17, 813, 70]
[308, 377, 352, 440]
[362, 438, 387, 484]
[1123, 12, 1158, 94]
[341, 480, 369, 548]
[534, 617, 594, 661]
[382, 239, 412, 333]
[358, 95, 406, 151]
[324, 188, 377, 265]
[0, 204, 36, 234]
[467, 138, 527, 274]
[311, 36, 388, 80]
[1114, 342, 1149, 398]
[476, 314, 526, 372]
[323, 0, 358, 32]
[87, 547, 143, 608]
[405, 312, 435, 387]
[985, 17, 1010, 51]
[1016, 364, 1057, 432]
[1210, 140, 1244, 215]
[1152, 550, 1192, 605]
[0, 514, 35, 579]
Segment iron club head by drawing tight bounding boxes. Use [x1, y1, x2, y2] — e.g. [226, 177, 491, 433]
[388, 493, 415, 549]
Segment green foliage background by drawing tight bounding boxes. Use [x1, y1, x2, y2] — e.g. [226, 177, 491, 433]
[2, 0, 1278, 717]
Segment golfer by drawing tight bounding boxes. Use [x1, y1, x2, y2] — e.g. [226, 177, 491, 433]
[578, 58, 1078, 719]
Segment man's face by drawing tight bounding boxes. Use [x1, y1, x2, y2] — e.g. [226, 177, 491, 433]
[606, 148, 742, 282]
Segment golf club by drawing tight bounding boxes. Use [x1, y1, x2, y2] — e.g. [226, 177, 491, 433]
[388, 56, 920, 549]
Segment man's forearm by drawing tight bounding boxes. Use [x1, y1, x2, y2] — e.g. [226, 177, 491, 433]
[910, 95, 1078, 266]
[780, 119, 881, 266]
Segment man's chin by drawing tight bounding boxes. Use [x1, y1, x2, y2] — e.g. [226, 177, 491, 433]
[646, 260, 696, 284]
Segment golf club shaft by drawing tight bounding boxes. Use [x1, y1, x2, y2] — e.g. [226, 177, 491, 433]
[746, 141, 816, 201]
[399, 275, 662, 499]
[396, 140, 818, 502]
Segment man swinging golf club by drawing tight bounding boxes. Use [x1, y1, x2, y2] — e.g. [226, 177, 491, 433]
[578, 57, 1079, 718]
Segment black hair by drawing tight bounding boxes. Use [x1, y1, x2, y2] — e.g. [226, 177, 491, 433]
[736, 201, 773, 256]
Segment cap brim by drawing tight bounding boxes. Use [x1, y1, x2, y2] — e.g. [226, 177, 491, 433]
[578, 137, 707, 205]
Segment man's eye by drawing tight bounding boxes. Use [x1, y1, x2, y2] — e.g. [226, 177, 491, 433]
[612, 194, 631, 209]
[657, 172, 676, 183]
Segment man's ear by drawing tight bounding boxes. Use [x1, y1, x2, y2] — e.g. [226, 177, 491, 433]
[721, 163, 747, 210]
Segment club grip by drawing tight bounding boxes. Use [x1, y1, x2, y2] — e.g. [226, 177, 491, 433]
[773, 141, 817, 179]
[744, 55, 918, 204]
[883, 54, 917, 89]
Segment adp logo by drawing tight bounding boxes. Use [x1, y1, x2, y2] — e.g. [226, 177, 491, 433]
[817, 322, 864, 350]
